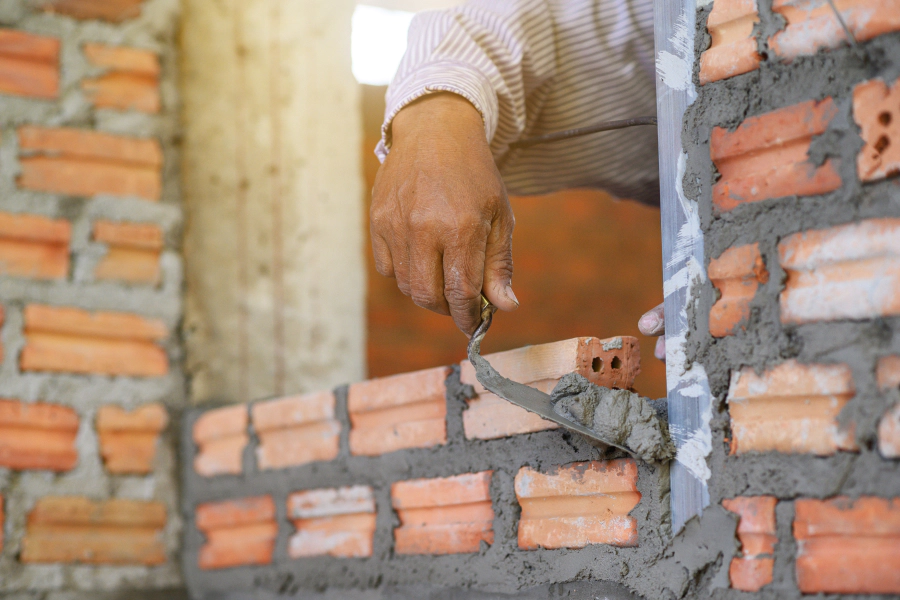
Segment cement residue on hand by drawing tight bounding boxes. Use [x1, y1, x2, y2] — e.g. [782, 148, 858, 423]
[551, 373, 675, 463]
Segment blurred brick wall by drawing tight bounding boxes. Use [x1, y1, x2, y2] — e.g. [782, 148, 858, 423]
[360, 85, 667, 399]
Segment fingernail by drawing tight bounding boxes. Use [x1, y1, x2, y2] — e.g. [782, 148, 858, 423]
[640, 314, 659, 332]
[654, 337, 666, 361]
[505, 285, 519, 306]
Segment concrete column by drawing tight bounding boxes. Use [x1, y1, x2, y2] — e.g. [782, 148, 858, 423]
[181, 0, 365, 404]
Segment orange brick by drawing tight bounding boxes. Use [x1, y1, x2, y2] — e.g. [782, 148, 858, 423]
[196, 495, 276, 570]
[711, 99, 841, 212]
[709, 244, 769, 337]
[699, 0, 761, 84]
[193, 404, 248, 477]
[392, 471, 493, 555]
[96, 403, 167, 474]
[854, 77, 900, 183]
[723, 496, 776, 591]
[0, 211, 70, 279]
[877, 356, 900, 458]
[770, 0, 900, 61]
[251, 391, 340, 470]
[17, 126, 162, 201]
[0, 398, 78, 471]
[348, 366, 449, 456]
[459, 337, 641, 440]
[39, 0, 145, 22]
[515, 459, 640, 550]
[93, 220, 163, 284]
[0, 29, 59, 99]
[779, 218, 900, 324]
[728, 360, 856, 455]
[82, 43, 159, 113]
[287, 486, 376, 558]
[795, 496, 900, 594]
[21, 496, 166, 565]
[21, 304, 168, 376]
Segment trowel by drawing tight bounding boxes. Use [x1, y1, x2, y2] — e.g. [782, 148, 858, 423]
[466, 296, 639, 457]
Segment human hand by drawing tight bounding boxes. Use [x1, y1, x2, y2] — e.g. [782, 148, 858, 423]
[638, 302, 666, 362]
[370, 93, 519, 335]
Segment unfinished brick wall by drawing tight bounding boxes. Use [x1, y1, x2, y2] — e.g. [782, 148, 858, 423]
[181, 336, 680, 599]
[689, 0, 900, 595]
[0, 0, 185, 597]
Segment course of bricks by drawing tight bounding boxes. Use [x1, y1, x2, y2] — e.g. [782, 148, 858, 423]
[691, 0, 900, 595]
[181, 336, 674, 598]
[0, 0, 184, 596]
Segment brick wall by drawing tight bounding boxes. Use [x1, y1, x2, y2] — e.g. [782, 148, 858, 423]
[181, 336, 678, 599]
[690, 0, 900, 596]
[0, 0, 185, 597]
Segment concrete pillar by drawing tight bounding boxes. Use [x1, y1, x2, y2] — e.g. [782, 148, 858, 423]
[180, 0, 365, 404]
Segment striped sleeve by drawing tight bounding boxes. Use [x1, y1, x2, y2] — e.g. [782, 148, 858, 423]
[376, 0, 659, 206]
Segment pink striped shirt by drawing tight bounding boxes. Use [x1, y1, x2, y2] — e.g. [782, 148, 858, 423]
[376, 0, 659, 205]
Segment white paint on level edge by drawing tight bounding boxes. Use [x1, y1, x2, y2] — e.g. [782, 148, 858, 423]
[655, 13, 697, 98]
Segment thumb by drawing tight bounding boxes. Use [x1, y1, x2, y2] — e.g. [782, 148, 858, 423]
[482, 208, 518, 312]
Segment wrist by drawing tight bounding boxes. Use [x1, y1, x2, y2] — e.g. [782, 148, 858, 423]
[392, 93, 486, 147]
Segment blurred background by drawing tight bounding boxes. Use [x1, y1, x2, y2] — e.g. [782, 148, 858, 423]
[354, 1, 666, 398]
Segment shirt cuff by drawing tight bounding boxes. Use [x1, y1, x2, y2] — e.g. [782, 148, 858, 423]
[375, 61, 498, 163]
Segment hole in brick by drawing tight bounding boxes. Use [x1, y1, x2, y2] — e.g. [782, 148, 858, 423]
[592, 357, 603, 372]
[879, 111, 892, 126]
[875, 135, 890, 154]
[611, 356, 622, 369]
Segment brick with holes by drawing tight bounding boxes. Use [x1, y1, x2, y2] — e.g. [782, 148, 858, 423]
[854, 77, 900, 182]
[287, 486, 376, 558]
[193, 404, 248, 476]
[0, 211, 70, 280]
[82, 43, 160, 113]
[251, 391, 340, 470]
[93, 220, 163, 284]
[0, 29, 59, 99]
[459, 337, 640, 440]
[96, 403, 168, 474]
[877, 355, 900, 458]
[0, 398, 79, 471]
[196, 495, 277, 570]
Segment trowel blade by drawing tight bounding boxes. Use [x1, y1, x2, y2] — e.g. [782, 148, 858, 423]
[466, 327, 636, 456]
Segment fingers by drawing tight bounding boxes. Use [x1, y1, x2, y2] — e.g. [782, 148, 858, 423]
[370, 229, 394, 278]
[654, 336, 666, 362]
[443, 238, 488, 336]
[408, 234, 450, 316]
[482, 198, 518, 312]
[638, 302, 665, 336]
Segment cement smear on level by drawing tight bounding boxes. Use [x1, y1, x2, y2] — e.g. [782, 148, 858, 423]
[551, 373, 675, 462]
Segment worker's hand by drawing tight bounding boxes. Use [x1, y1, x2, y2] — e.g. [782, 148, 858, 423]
[371, 93, 518, 335]
[638, 303, 666, 362]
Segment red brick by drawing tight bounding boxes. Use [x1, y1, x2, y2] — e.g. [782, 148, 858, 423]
[287, 486, 376, 559]
[0, 398, 78, 471]
[853, 77, 900, 182]
[39, 0, 145, 22]
[21, 304, 168, 376]
[392, 471, 493, 555]
[348, 366, 449, 456]
[96, 403, 167, 474]
[794, 496, 900, 594]
[709, 244, 769, 337]
[196, 495, 276, 570]
[459, 337, 641, 440]
[711, 99, 841, 212]
[251, 391, 340, 470]
[723, 496, 776, 591]
[0, 29, 59, 99]
[93, 220, 162, 284]
[0, 211, 70, 279]
[21, 496, 166, 565]
[728, 360, 856, 455]
[515, 459, 640, 550]
[779, 218, 900, 324]
[877, 355, 900, 458]
[770, 0, 900, 61]
[699, 0, 761, 84]
[193, 404, 248, 477]
[17, 126, 162, 201]
[82, 43, 159, 113]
